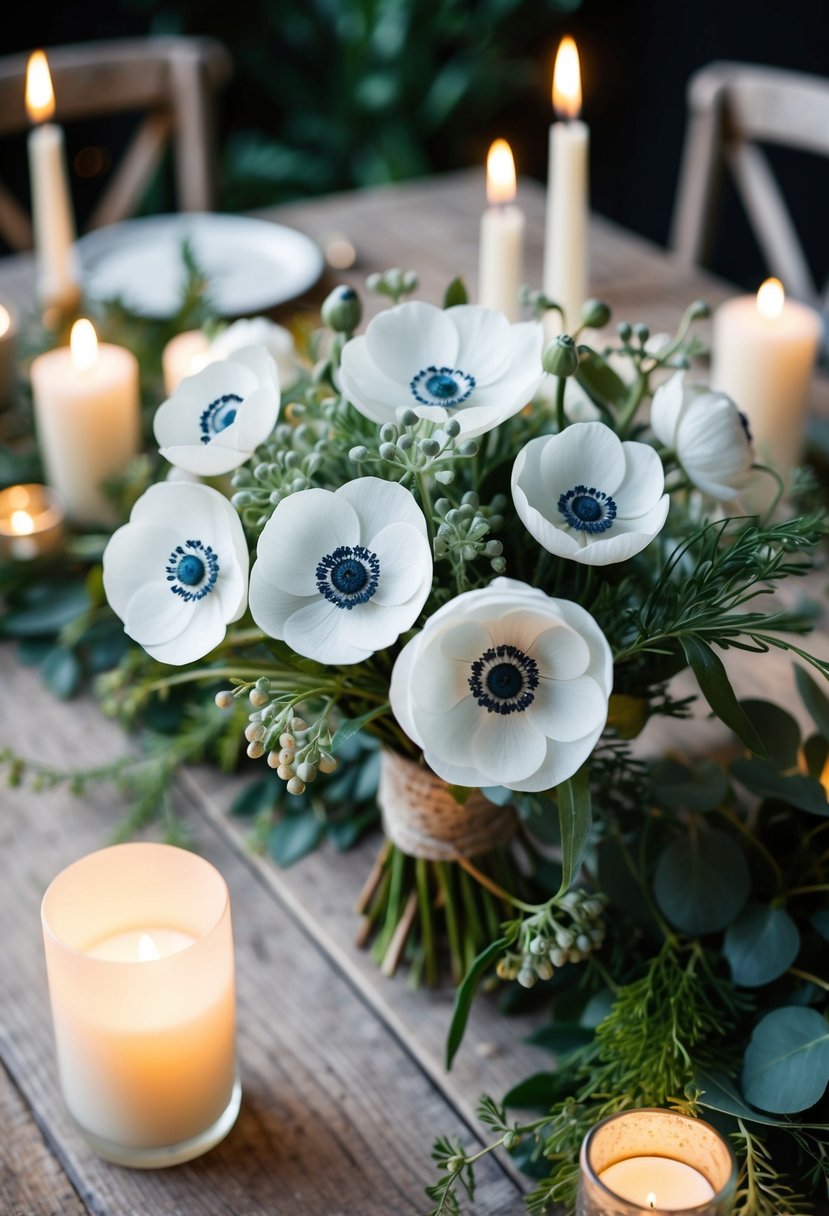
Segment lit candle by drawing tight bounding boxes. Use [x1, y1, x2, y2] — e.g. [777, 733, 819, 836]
[0, 482, 64, 561]
[478, 139, 525, 321]
[0, 303, 17, 409]
[30, 318, 141, 526]
[41, 842, 240, 1167]
[577, 1109, 736, 1216]
[543, 36, 589, 339]
[162, 328, 211, 395]
[25, 50, 81, 317]
[710, 278, 822, 485]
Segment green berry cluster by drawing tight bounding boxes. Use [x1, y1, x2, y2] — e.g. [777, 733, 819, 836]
[496, 889, 607, 987]
[433, 491, 506, 575]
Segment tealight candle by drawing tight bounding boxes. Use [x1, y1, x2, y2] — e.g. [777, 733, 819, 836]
[543, 36, 589, 339]
[41, 842, 240, 1167]
[478, 139, 525, 320]
[25, 50, 81, 317]
[0, 482, 64, 561]
[0, 302, 17, 409]
[577, 1108, 737, 1215]
[30, 318, 141, 526]
[162, 328, 212, 395]
[710, 278, 822, 485]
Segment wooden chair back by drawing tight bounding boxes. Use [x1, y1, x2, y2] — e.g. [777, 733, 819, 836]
[669, 61, 829, 310]
[0, 36, 233, 252]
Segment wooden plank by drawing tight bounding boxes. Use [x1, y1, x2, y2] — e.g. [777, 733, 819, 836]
[0, 1064, 87, 1216]
[0, 650, 522, 1216]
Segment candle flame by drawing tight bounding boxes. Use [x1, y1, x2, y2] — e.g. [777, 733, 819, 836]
[138, 933, 161, 962]
[0, 305, 10, 339]
[486, 139, 517, 204]
[820, 754, 829, 799]
[647, 1194, 656, 1210]
[26, 50, 55, 123]
[70, 319, 98, 371]
[553, 36, 582, 120]
[11, 509, 35, 536]
[756, 277, 785, 320]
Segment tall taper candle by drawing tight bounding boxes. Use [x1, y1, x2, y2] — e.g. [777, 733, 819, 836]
[25, 50, 81, 316]
[543, 36, 589, 339]
[478, 139, 525, 320]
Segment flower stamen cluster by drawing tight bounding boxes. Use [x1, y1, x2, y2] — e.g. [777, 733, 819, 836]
[496, 889, 607, 987]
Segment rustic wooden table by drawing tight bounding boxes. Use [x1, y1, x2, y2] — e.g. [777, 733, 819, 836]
[1, 169, 827, 1216]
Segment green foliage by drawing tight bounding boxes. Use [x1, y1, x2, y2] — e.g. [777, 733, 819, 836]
[741, 1008, 829, 1115]
[654, 829, 750, 935]
[724, 905, 801, 988]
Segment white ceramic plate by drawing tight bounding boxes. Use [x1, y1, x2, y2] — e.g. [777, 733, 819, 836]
[76, 213, 324, 318]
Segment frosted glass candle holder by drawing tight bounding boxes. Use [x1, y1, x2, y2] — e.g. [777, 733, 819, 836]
[577, 1109, 737, 1215]
[41, 842, 240, 1168]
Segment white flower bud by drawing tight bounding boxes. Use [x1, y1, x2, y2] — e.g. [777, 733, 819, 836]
[296, 762, 317, 783]
[318, 753, 338, 773]
[246, 741, 264, 759]
[267, 751, 280, 768]
[277, 763, 296, 780]
[279, 748, 295, 765]
[290, 718, 308, 732]
[280, 733, 296, 750]
[249, 689, 269, 708]
[534, 959, 554, 981]
[517, 967, 537, 989]
[576, 934, 592, 953]
[286, 776, 306, 796]
[214, 690, 234, 708]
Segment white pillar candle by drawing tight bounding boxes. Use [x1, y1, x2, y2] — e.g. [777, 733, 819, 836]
[0, 303, 17, 409]
[478, 139, 525, 321]
[543, 36, 589, 340]
[162, 328, 212, 395]
[25, 51, 81, 317]
[30, 318, 141, 526]
[577, 1108, 736, 1216]
[710, 277, 822, 484]
[41, 842, 240, 1168]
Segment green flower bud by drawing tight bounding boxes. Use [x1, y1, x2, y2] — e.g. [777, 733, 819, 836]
[397, 434, 414, 451]
[458, 441, 478, 457]
[446, 1156, 465, 1175]
[435, 470, 454, 484]
[490, 556, 507, 574]
[399, 407, 419, 427]
[580, 298, 611, 329]
[688, 298, 710, 320]
[379, 423, 398, 442]
[444, 418, 461, 439]
[542, 333, 579, 377]
[503, 1131, 521, 1152]
[634, 322, 650, 344]
[349, 445, 369, 462]
[321, 284, 362, 332]
[420, 437, 440, 457]
[616, 321, 632, 342]
[379, 442, 398, 462]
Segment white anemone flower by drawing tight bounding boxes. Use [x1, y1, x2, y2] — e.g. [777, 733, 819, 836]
[512, 421, 669, 565]
[338, 301, 544, 439]
[249, 477, 432, 665]
[650, 371, 754, 501]
[154, 345, 280, 476]
[207, 316, 301, 390]
[389, 578, 612, 792]
[103, 482, 249, 666]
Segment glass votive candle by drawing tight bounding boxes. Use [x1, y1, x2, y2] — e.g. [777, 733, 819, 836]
[0, 482, 64, 561]
[578, 1108, 737, 1215]
[41, 842, 240, 1168]
[161, 328, 211, 395]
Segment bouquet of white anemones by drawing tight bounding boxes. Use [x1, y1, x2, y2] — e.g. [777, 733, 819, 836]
[95, 269, 827, 1037]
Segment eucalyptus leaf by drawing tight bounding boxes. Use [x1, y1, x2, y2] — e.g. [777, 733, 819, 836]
[795, 665, 829, 739]
[326, 808, 378, 851]
[742, 1007, 829, 1114]
[229, 777, 277, 818]
[730, 758, 828, 817]
[268, 811, 324, 867]
[650, 756, 728, 812]
[812, 910, 829, 943]
[526, 1023, 594, 1056]
[502, 1071, 570, 1110]
[682, 636, 767, 756]
[574, 350, 627, 409]
[446, 936, 508, 1070]
[0, 583, 90, 638]
[724, 904, 800, 987]
[557, 765, 591, 895]
[40, 646, 81, 700]
[653, 829, 749, 935]
[738, 699, 801, 769]
[331, 704, 388, 750]
[696, 1069, 794, 1128]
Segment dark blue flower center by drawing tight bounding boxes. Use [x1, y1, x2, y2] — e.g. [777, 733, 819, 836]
[558, 485, 617, 534]
[165, 539, 219, 601]
[199, 392, 243, 444]
[410, 365, 476, 409]
[316, 544, 380, 609]
[739, 411, 753, 443]
[468, 644, 539, 714]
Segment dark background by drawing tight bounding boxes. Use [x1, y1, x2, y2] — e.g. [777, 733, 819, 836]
[2, 0, 828, 298]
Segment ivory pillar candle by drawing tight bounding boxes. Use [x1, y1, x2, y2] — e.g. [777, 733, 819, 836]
[710, 278, 822, 483]
[0, 303, 17, 409]
[478, 139, 525, 321]
[162, 328, 211, 395]
[25, 50, 81, 316]
[543, 36, 589, 339]
[577, 1108, 737, 1215]
[41, 842, 240, 1168]
[30, 319, 140, 526]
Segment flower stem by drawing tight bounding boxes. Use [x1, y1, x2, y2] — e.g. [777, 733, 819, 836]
[555, 375, 568, 432]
